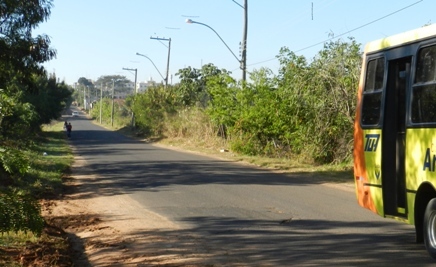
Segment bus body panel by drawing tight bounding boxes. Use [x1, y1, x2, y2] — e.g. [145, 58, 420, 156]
[404, 128, 436, 225]
[405, 128, 436, 190]
[406, 191, 416, 225]
[354, 128, 384, 216]
[353, 56, 380, 215]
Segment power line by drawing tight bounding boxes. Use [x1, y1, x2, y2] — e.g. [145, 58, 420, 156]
[294, 0, 423, 53]
[247, 0, 423, 68]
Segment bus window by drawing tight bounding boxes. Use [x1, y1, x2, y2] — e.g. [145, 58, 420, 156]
[365, 58, 385, 91]
[361, 57, 385, 126]
[412, 45, 436, 123]
[415, 45, 436, 83]
[411, 84, 436, 123]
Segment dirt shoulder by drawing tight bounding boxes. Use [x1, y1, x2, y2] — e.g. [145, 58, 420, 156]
[43, 154, 191, 266]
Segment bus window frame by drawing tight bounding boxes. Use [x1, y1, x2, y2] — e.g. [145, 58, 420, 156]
[408, 41, 436, 128]
[360, 54, 387, 129]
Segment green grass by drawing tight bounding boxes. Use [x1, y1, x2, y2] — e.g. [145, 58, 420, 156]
[18, 123, 73, 198]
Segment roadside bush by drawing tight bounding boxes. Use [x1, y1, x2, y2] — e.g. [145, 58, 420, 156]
[0, 191, 44, 235]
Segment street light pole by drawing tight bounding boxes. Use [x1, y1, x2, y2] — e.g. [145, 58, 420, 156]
[150, 36, 171, 88]
[111, 79, 115, 127]
[122, 67, 137, 95]
[136, 53, 166, 84]
[186, 1, 247, 82]
[241, 0, 248, 82]
[186, 19, 240, 63]
[166, 38, 171, 86]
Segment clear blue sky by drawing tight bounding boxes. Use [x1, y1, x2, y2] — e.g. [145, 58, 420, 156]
[33, 0, 433, 85]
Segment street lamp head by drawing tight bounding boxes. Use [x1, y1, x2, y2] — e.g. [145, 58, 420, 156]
[186, 19, 193, 24]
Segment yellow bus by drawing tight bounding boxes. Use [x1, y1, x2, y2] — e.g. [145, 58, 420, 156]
[354, 23, 436, 259]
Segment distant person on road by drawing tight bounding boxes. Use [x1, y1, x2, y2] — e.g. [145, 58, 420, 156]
[66, 122, 72, 138]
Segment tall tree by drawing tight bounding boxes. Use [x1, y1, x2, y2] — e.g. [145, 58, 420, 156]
[175, 63, 231, 107]
[0, 1, 69, 236]
[0, 0, 56, 92]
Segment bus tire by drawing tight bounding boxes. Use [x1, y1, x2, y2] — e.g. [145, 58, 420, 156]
[424, 198, 436, 259]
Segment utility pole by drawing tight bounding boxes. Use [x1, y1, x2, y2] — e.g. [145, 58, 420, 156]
[122, 67, 138, 127]
[150, 36, 171, 88]
[241, 0, 248, 82]
[83, 85, 86, 109]
[111, 80, 115, 127]
[110, 79, 121, 127]
[99, 83, 103, 124]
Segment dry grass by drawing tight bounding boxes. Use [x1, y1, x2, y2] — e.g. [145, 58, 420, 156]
[154, 108, 354, 184]
[110, 108, 354, 184]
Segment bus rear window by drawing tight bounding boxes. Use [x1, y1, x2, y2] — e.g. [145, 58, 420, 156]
[361, 57, 384, 126]
[364, 58, 385, 92]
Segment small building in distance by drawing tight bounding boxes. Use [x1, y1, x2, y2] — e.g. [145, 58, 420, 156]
[136, 77, 158, 93]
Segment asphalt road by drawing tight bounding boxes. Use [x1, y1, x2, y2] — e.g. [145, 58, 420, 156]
[65, 110, 435, 266]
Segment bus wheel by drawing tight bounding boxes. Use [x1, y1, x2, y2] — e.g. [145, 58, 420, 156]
[424, 198, 436, 259]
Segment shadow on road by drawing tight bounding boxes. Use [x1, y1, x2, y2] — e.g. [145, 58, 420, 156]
[106, 216, 432, 266]
[59, 121, 436, 266]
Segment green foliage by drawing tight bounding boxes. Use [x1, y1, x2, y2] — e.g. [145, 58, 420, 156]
[0, 89, 14, 126]
[0, 74, 71, 139]
[0, 144, 43, 236]
[0, 0, 72, 236]
[0, 146, 29, 176]
[92, 98, 132, 128]
[25, 74, 72, 125]
[207, 38, 360, 163]
[175, 63, 232, 107]
[0, 96, 38, 139]
[205, 72, 239, 127]
[0, 0, 55, 91]
[0, 191, 44, 236]
[300, 37, 361, 163]
[132, 85, 178, 136]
